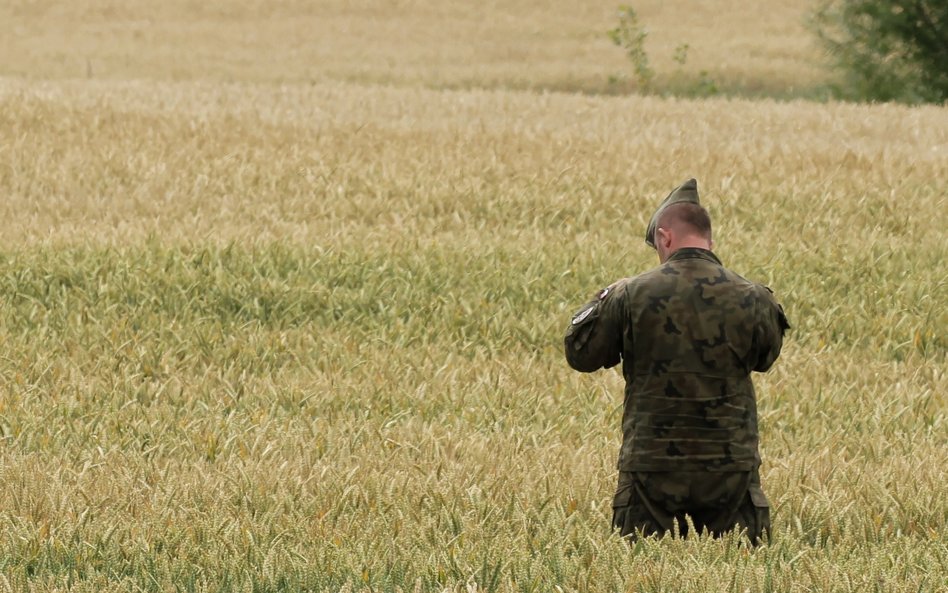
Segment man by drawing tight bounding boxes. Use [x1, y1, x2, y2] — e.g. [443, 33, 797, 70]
[564, 178, 789, 543]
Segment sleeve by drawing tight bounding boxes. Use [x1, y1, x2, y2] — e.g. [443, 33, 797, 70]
[751, 286, 790, 373]
[563, 281, 626, 373]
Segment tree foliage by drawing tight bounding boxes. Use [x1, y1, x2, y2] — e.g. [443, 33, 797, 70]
[811, 0, 948, 103]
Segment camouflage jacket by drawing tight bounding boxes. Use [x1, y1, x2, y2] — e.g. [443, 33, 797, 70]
[564, 248, 789, 472]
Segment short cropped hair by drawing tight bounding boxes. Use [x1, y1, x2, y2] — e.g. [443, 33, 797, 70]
[657, 202, 712, 240]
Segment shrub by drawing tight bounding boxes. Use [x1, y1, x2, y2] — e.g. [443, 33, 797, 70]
[608, 5, 654, 91]
[810, 0, 948, 103]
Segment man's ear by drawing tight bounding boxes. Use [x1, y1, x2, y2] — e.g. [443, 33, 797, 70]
[656, 227, 671, 248]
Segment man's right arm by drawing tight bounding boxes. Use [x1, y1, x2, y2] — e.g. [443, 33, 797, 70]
[563, 283, 625, 373]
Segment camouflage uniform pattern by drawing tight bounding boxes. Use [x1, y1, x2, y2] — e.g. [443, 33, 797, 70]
[611, 468, 771, 543]
[564, 247, 788, 541]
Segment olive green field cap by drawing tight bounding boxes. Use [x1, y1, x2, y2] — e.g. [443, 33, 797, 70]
[644, 178, 701, 248]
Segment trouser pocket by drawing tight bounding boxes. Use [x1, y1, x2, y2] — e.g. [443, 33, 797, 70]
[737, 483, 771, 545]
[611, 472, 663, 539]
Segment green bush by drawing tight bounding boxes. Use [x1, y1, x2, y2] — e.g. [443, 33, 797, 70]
[607, 5, 654, 91]
[811, 0, 948, 103]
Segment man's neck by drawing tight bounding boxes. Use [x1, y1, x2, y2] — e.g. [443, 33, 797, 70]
[673, 237, 712, 251]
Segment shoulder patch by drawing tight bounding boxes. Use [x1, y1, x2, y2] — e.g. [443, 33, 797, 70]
[571, 304, 596, 325]
[600, 277, 632, 299]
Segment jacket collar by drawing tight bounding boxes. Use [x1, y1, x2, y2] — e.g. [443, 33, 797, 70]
[668, 247, 722, 265]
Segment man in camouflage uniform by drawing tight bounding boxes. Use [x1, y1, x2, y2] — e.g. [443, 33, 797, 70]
[564, 179, 789, 543]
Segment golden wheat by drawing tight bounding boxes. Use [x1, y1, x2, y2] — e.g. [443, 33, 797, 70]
[1, 0, 824, 95]
[0, 0, 947, 591]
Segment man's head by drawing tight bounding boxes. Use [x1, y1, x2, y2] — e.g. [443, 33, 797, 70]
[653, 201, 713, 263]
[645, 178, 713, 262]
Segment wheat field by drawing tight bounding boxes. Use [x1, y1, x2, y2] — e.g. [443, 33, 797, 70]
[1, 1, 947, 592]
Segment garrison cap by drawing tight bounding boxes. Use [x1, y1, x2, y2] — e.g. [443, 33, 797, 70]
[645, 178, 701, 248]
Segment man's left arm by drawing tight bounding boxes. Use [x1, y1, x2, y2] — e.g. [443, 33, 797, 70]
[564, 282, 626, 373]
[752, 287, 791, 373]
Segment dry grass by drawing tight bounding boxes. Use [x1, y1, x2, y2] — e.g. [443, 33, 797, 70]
[1, 0, 826, 97]
[1, 0, 947, 591]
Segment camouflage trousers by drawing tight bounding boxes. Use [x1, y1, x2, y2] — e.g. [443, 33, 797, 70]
[611, 468, 770, 545]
